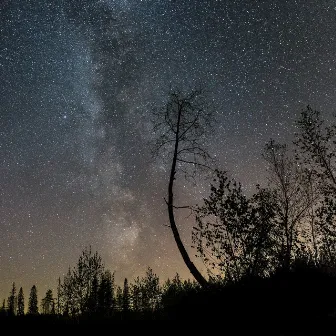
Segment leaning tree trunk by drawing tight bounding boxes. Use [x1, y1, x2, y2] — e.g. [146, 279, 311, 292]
[167, 107, 208, 287]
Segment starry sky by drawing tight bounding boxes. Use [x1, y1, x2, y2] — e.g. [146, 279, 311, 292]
[0, 0, 335, 300]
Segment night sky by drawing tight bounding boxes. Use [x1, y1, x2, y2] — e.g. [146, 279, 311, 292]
[1, 0, 335, 300]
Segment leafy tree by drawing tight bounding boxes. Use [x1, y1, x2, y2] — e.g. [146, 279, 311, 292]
[97, 270, 115, 317]
[7, 282, 16, 316]
[17, 287, 24, 316]
[140, 267, 161, 311]
[41, 289, 54, 315]
[61, 267, 75, 316]
[86, 274, 99, 315]
[60, 246, 104, 316]
[161, 273, 184, 308]
[193, 170, 278, 282]
[73, 246, 104, 314]
[28, 285, 38, 315]
[151, 88, 215, 287]
[161, 274, 200, 314]
[131, 267, 161, 312]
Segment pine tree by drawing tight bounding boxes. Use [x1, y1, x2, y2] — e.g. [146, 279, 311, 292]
[122, 278, 130, 313]
[115, 286, 123, 311]
[41, 289, 54, 314]
[0, 299, 6, 316]
[28, 285, 38, 315]
[56, 277, 62, 315]
[7, 282, 16, 316]
[17, 287, 24, 316]
[131, 278, 142, 312]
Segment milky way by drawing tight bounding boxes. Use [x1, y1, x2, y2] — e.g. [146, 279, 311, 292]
[0, 0, 335, 299]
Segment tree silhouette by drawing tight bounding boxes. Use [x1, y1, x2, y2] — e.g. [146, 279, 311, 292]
[7, 282, 16, 316]
[97, 270, 115, 317]
[60, 246, 104, 316]
[122, 278, 130, 313]
[294, 105, 336, 189]
[0, 299, 6, 317]
[131, 279, 141, 312]
[115, 286, 123, 312]
[193, 170, 278, 281]
[41, 289, 54, 315]
[87, 274, 99, 315]
[161, 273, 184, 309]
[140, 267, 161, 311]
[130, 267, 161, 312]
[151, 88, 214, 287]
[294, 106, 336, 263]
[56, 277, 62, 315]
[17, 287, 24, 316]
[263, 139, 314, 270]
[61, 267, 75, 316]
[28, 285, 38, 315]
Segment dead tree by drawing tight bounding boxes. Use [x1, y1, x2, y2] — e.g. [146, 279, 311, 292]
[151, 88, 214, 287]
[263, 140, 314, 269]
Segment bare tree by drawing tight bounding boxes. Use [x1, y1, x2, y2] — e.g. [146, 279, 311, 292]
[151, 88, 215, 287]
[263, 139, 314, 269]
[294, 106, 336, 262]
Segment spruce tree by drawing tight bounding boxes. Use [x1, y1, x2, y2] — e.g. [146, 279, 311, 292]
[28, 285, 38, 315]
[17, 287, 24, 316]
[7, 282, 16, 316]
[122, 278, 130, 313]
[0, 299, 6, 316]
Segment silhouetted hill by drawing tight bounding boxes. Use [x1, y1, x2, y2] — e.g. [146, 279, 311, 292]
[163, 263, 336, 333]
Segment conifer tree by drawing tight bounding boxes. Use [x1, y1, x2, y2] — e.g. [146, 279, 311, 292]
[122, 278, 130, 313]
[28, 285, 38, 315]
[7, 282, 16, 316]
[41, 289, 54, 315]
[17, 287, 24, 316]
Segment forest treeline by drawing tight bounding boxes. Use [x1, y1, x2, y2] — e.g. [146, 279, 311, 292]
[1, 93, 335, 331]
[0, 246, 202, 321]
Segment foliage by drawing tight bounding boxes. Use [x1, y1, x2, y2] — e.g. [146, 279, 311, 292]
[28, 285, 38, 315]
[17, 287, 24, 316]
[60, 246, 104, 316]
[193, 170, 279, 281]
[7, 282, 16, 316]
[1, 105, 336, 327]
[294, 106, 336, 264]
[97, 270, 115, 317]
[131, 267, 161, 312]
[41, 289, 54, 315]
